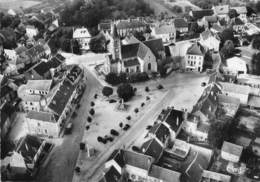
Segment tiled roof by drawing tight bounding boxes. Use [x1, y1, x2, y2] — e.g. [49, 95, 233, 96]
[26, 111, 56, 123]
[211, 23, 224, 32]
[144, 39, 164, 59]
[55, 54, 65, 61]
[106, 149, 125, 168]
[121, 43, 140, 59]
[26, 79, 52, 92]
[174, 18, 188, 28]
[141, 138, 164, 161]
[48, 80, 76, 115]
[222, 141, 243, 157]
[33, 62, 50, 76]
[186, 43, 205, 56]
[103, 166, 121, 182]
[231, 6, 247, 14]
[123, 58, 140, 67]
[164, 109, 184, 132]
[200, 29, 214, 40]
[219, 81, 250, 95]
[124, 150, 154, 170]
[192, 9, 214, 20]
[154, 24, 175, 34]
[204, 16, 218, 23]
[149, 123, 170, 144]
[66, 65, 82, 83]
[99, 22, 111, 31]
[116, 19, 146, 30]
[149, 165, 181, 182]
[214, 5, 230, 15]
[16, 135, 43, 164]
[73, 27, 91, 39]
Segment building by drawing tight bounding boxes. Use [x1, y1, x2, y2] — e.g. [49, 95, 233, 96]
[252, 138, 260, 157]
[148, 122, 171, 145]
[185, 42, 206, 72]
[237, 74, 260, 88]
[140, 138, 164, 162]
[173, 18, 188, 34]
[26, 25, 38, 40]
[202, 16, 219, 28]
[231, 6, 247, 22]
[1, 104, 15, 138]
[25, 80, 52, 95]
[199, 29, 220, 52]
[200, 170, 231, 182]
[210, 23, 224, 34]
[219, 82, 250, 105]
[26, 111, 60, 137]
[221, 141, 243, 163]
[184, 119, 210, 141]
[105, 25, 158, 74]
[223, 56, 247, 76]
[73, 27, 91, 52]
[151, 24, 176, 44]
[212, 5, 230, 22]
[190, 9, 214, 22]
[232, 18, 245, 33]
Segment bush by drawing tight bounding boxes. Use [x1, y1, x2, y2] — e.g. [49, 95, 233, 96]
[105, 72, 120, 85]
[126, 116, 131, 120]
[102, 86, 113, 97]
[89, 108, 95, 116]
[75, 167, 81, 173]
[145, 86, 150, 92]
[90, 101, 95, 107]
[119, 122, 123, 128]
[87, 117, 92, 123]
[141, 102, 145, 107]
[134, 108, 139, 113]
[157, 84, 164, 89]
[117, 83, 135, 101]
[86, 125, 90, 130]
[128, 72, 149, 83]
[146, 96, 150, 101]
[94, 94, 98, 99]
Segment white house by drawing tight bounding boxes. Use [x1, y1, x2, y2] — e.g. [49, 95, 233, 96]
[184, 119, 209, 141]
[26, 111, 60, 138]
[221, 141, 243, 163]
[219, 82, 250, 105]
[223, 56, 247, 76]
[105, 25, 158, 74]
[199, 29, 220, 52]
[231, 6, 247, 23]
[25, 80, 52, 95]
[151, 24, 176, 44]
[212, 5, 230, 22]
[73, 27, 91, 52]
[185, 43, 206, 72]
[26, 25, 38, 39]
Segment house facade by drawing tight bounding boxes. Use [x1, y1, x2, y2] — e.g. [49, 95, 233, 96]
[199, 29, 220, 52]
[223, 56, 247, 76]
[212, 5, 230, 22]
[73, 27, 91, 52]
[115, 19, 146, 37]
[185, 43, 205, 72]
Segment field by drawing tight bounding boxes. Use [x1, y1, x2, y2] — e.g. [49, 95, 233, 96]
[0, 0, 42, 10]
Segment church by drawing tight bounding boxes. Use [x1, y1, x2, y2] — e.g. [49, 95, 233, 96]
[104, 24, 164, 74]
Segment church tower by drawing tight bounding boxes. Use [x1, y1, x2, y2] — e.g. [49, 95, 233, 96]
[110, 23, 121, 60]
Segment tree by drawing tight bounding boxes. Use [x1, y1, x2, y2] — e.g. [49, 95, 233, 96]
[145, 86, 150, 92]
[219, 28, 235, 48]
[252, 53, 260, 75]
[208, 121, 229, 148]
[126, 116, 131, 120]
[252, 35, 260, 50]
[105, 72, 120, 85]
[87, 116, 92, 123]
[89, 33, 107, 53]
[190, 22, 204, 34]
[141, 102, 145, 107]
[89, 108, 95, 116]
[133, 31, 145, 41]
[228, 9, 239, 19]
[90, 101, 95, 107]
[220, 40, 235, 59]
[134, 108, 139, 114]
[117, 83, 135, 101]
[102, 86, 113, 97]
[171, 5, 183, 14]
[119, 122, 123, 128]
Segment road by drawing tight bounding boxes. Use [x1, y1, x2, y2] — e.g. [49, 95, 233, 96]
[36, 67, 102, 182]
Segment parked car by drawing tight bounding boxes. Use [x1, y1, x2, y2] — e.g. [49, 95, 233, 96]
[65, 123, 73, 134]
[110, 129, 119, 136]
[123, 124, 130, 131]
[97, 136, 107, 144]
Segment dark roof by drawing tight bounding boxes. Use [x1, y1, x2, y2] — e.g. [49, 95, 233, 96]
[16, 135, 43, 164]
[99, 22, 111, 31]
[121, 43, 140, 59]
[111, 24, 119, 38]
[174, 18, 188, 28]
[233, 17, 244, 25]
[33, 61, 50, 76]
[124, 150, 154, 170]
[66, 65, 82, 83]
[26, 44, 45, 58]
[123, 58, 140, 67]
[48, 80, 76, 115]
[186, 43, 205, 56]
[116, 19, 146, 30]
[103, 166, 121, 182]
[192, 9, 214, 20]
[144, 39, 165, 59]
[106, 149, 125, 168]
[55, 54, 65, 61]
[149, 123, 170, 144]
[141, 138, 164, 162]
[164, 109, 184, 132]
[26, 111, 56, 123]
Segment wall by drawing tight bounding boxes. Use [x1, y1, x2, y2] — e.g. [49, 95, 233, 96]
[27, 119, 59, 137]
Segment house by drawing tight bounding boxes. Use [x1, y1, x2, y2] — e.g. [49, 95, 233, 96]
[223, 56, 247, 76]
[184, 118, 210, 141]
[15, 135, 52, 174]
[99, 165, 121, 182]
[73, 27, 91, 52]
[221, 141, 243, 163]
[202, 16, 219, 28]
[173, 18, 188, 34]
[140, 138, 164, 162]
[112, 19, 146, 37]
[0, 77, 17, 108]
[200, 170, 231, 182]
[26, 111, 60, 137]
[66, 65, 84, 85]
[219, 81, 250, 105]
[151, 24, 176, 44]
[232, 18, 245, 33]
[212, 5, 230, 22]
[190, 9, 214, 22]
[26, 25, 38, 39]
[148, 165, 181, 182]
[185, 42, 206, 72]
[25, 80, 52, 95]
[199, 29, 220, 52]
[210, 23, 224, 34]
[105, 25, 157, 74]
[252, 138, 260, 157]
[231, 6, 247, 23]
[148, 122, 171, 145]
[163, 108, 185, 135]
[237, 74, 260, 88]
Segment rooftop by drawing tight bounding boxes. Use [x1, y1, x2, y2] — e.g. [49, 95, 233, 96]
[173, 18, 188, 28]
[154, 24, 175, 34]
[186, 43, 205, 56]
[141, 138, 164, 162]
[73, 27, 91, 39]
[26, 111, 57, 123]
[143, 39, 165, 59]
[149, 165, 181, 182]
[213, 5, 230, 15]
[149, 122, 170, 144]
[191, 9, 214, 20]
[231, 6, 247, 14]
[26, 79, 52, 92]
[219, 82, 250, 95]
[124, 150, 154, 170]
[221, 141, 243, 157]
[116, 19, 146, 30]
[201, 170, 231, 182]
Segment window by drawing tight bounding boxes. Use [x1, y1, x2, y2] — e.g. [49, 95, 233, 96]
[126, 68, 129, 73]
[136, 66, 140, 72]
[38, 123, 40, 127]
[45, 129, 47, 134]
[148, 63, 151, 71]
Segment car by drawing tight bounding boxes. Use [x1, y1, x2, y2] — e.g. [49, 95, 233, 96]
[110, 129, 119, 136]
[65, 123, 73, 134]
[201, 82, 206, 87]
[132, 146, 140, 152]
[123, 124, 130, 131]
